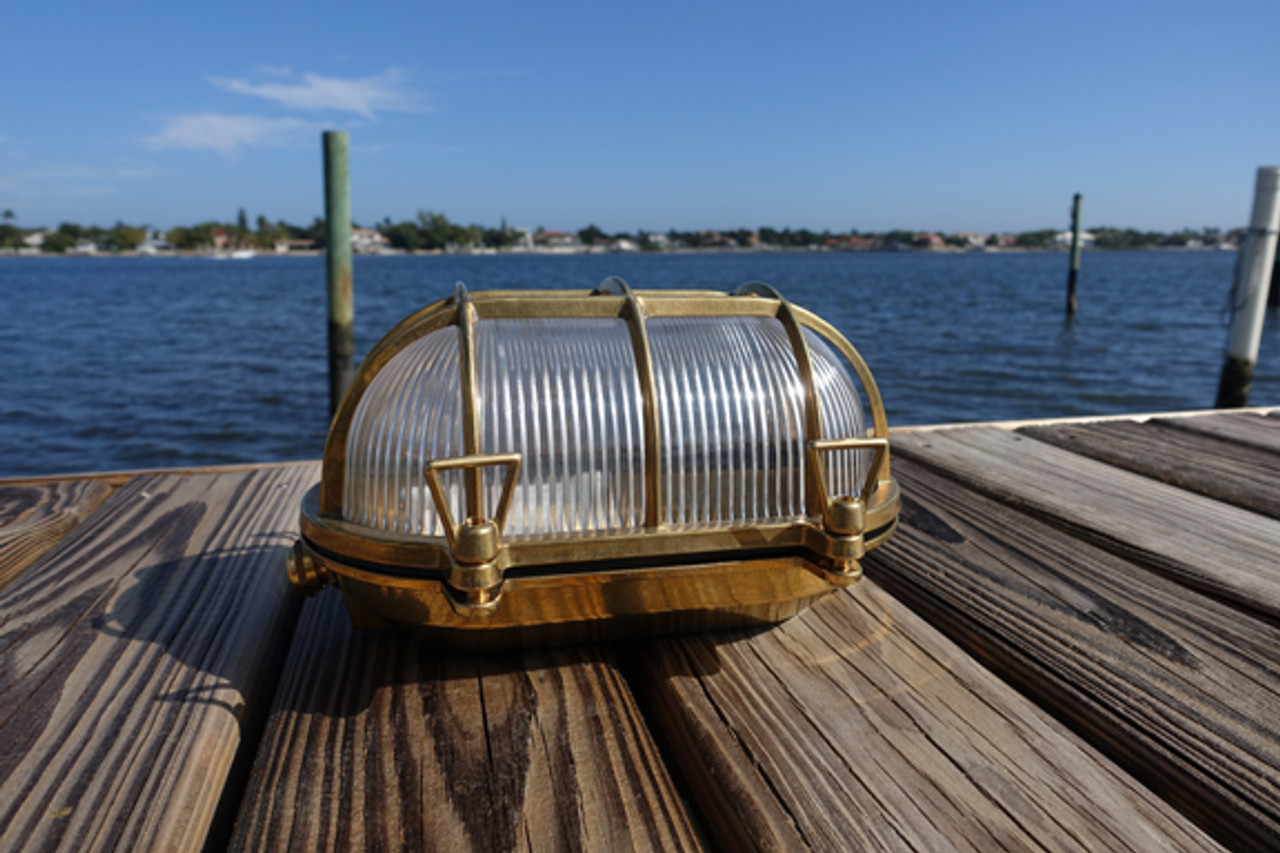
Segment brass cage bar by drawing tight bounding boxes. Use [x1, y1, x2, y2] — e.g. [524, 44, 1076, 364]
[596, 278, 663, 528]
[454, 284, 484, 519]
[777, 298, 826, 518]
[738, 283, 828, 519]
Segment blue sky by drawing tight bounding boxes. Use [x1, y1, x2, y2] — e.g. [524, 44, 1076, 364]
[3, 1, 1278, 234]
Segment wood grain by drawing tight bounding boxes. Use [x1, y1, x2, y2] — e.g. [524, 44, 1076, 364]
[893, 426, 1280, 619]
[0, 479, 114, 590]
[1019, 418, 1280, 518]
[1156, 410, 1280, 453]
[867, 458, 1280, 851]
[231, 588, 700, 853]
[0, 463, 319, 852]
[635, 580, 1221, 852]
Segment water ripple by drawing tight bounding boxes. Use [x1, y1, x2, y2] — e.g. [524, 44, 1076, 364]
[0, 251, 1263, 476]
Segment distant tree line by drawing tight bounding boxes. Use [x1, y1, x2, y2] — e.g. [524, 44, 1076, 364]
[0, 205, 1248, 254]
[0, 215, 149, 253]
[0, 207, 331, 253]
[165, 209, 328, 251]
[378, 210, 522, 252]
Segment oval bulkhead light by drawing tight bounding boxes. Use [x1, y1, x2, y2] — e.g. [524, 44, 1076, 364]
[291, 279, 899, 646]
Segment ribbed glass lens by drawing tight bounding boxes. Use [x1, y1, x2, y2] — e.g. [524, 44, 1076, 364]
[342, 311, 866, 538]
[344, 328, 463, 536]
[648, 317, 866, 526]
[809, 329, 869, 503]
[476, 318, 646, 537]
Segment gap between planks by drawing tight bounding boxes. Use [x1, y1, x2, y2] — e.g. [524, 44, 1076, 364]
[1020, 417, 1280, 519]
[893, 424, 1280, 622]
[866, 457, 1280, 852]
[230, 588, 701, 853]
[631, 577, 1222, 853]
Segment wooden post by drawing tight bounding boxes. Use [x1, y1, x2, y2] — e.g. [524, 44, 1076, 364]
[1066, 193, 1082, 316]
[1216, 166, 1280, 408]
[1268, 248, 1280, 307]
[323, 131, 354, 417]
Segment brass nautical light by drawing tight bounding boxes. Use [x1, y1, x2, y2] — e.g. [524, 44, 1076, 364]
[290, 279, 899, 645]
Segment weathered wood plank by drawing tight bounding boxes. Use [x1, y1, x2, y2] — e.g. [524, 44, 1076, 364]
[0, 463, 318, 852]
[635, 581, 1222, 852]
[1019, 419, 1280, 518]
[1157, 410, 1280, 453]
[867, 458, 1280, 851]
[0, 479, 114, 590]
[893, 426, 1280, 619]
[231, 588, 700, 853]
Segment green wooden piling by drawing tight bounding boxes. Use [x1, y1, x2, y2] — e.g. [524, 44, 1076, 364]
[323, 131, 354, 417]
[1066, 193, 1082, 316]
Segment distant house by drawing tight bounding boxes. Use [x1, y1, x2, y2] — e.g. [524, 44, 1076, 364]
[137, 233, 171, 255]
[642, 232, 672, 251]
[352, 228, 389, 254]
[275, 238, 317, 253]
[1053, 230, 1096, 248]
[533, 230, 582, 253]
[698, 230, 737, 248]
[952, 232, 986, 248]
[610, 237, 640, 253]
[23, 231, 47, 249]
[826, 235, 880, 251]
[915, 233, 945, 250]
[211, 228, 229, 250]
[68, 240, 99, 255]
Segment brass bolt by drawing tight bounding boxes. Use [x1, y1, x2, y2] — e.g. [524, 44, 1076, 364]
[825, 496, 865, 537]
[286, 541, 332, 595]
[824, 558, 863, 586]
[453, 518, 500, 564]
[444, 517, 504, 615]
[445, 582, 504, 616]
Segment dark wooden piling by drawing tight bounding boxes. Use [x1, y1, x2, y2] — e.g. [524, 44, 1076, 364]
[1066, 192, 1082, 316]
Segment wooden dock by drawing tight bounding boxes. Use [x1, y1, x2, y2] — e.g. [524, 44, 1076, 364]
[3, 409, 1279, 851]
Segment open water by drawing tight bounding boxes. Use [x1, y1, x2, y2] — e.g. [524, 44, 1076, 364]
[2, 250, 1275, 477]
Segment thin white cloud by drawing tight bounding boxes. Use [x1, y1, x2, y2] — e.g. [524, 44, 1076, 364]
[145, 114, 314, 157]
[208, 69, 419, 119]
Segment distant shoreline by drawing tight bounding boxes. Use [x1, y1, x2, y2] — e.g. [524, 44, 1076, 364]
[0, 244, 1237, 260]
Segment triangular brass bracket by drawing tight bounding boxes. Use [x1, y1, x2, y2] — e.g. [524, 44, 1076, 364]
[424, 451, 523, 612]
[807, 435, 890, 579]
